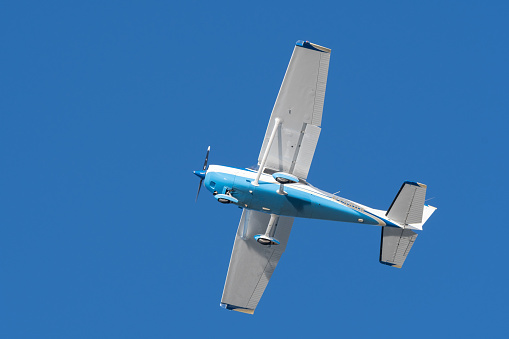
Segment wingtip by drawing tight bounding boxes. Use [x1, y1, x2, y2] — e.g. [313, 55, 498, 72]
[380, 261, 403, 269]
[220, 303, 255, 315]
[295, 40, 331, 53]
[233, 308, 255, 315]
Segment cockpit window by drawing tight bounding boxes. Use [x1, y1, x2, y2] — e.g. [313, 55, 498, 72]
[210, 181, 216, 188]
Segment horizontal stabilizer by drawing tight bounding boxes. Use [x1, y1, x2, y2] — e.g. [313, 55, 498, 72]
[386, 181, 427, 224]
[380, 227, 418, 268]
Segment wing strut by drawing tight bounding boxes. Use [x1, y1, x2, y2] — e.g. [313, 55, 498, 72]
[253, 118, 281, 186]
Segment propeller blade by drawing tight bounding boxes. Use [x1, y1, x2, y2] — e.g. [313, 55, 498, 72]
[195, 178, 203, 202]
[202, 146, 210, 170]
[196, 146, 210, 202]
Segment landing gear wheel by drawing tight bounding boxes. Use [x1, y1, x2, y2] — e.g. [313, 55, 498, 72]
[275, 177, 291, 184]
[254, 234, 280, 245]
[214, 194, 238, 204]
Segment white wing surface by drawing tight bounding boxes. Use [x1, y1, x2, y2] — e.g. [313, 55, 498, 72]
[258, 41, 331, 179]
[221, 209, 294, 314]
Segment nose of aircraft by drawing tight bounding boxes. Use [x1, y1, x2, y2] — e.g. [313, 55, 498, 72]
[193, 170, 206, 179]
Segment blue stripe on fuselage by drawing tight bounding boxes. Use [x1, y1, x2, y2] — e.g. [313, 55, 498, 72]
[205, 166, 382, 226]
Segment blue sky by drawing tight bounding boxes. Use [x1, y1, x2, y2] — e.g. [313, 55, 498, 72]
[1, 1, 508, 338]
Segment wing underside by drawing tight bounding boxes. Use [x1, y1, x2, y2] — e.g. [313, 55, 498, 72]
[221, 41, 330, 314]
[258, 41, 331, 179]
[221, 209, 294, 314]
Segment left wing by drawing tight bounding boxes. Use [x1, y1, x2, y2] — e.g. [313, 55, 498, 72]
[258, 41, 331, 179]
[221, 209, 294, 314]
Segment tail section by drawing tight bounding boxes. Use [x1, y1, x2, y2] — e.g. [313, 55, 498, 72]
[380, 227, 418, 268]
[386, 181, 427, 225]
[408, 204, 437, 231]
[379, 181, 437, 268]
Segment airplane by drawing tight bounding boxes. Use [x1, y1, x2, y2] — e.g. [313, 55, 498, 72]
[193, 40, 437, 314]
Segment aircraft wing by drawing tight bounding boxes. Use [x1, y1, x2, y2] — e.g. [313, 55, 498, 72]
[221, 209, 294, 314]
[258, 41, 331, 179]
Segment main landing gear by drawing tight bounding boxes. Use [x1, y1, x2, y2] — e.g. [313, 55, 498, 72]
[273, 172, 299, 195]
[255, 214, 280, 245]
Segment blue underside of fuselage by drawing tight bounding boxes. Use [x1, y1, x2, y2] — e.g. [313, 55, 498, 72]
[204, 169, 383, 226]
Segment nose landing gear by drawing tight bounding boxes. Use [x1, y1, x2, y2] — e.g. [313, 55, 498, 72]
[214, 189, 238, 204]
[214, 193, 238, 204]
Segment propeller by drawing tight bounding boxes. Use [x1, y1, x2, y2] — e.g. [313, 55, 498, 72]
[194, 146, 210, 201]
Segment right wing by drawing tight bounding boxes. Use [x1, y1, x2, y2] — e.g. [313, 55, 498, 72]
[221, 209, 294, 314]
[258, 41, 331, 180]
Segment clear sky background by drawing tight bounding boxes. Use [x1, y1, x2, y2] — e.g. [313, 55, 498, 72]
[1, 1, 508, 338]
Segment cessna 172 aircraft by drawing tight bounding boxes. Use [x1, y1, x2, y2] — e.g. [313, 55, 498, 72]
[193, 40, 436, 314]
